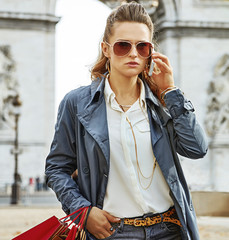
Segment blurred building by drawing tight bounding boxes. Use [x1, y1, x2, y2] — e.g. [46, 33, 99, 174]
[101, 0, 229, 192]
[0, 0, 59, 189]
[151, 0, 229, 192]
[0, 0, 229, 195]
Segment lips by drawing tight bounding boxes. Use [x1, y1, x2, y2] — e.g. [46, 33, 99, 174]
[126, 61, 139, 67]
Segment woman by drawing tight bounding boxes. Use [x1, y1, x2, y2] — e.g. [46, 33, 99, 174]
[45, 2, 208, 240]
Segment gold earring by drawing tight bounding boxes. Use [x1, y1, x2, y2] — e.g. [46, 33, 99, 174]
[106, 59, 111, 75]
[143, 70, 148, 81]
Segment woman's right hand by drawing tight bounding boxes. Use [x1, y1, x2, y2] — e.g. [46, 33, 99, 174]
[86, 207, 120, 239]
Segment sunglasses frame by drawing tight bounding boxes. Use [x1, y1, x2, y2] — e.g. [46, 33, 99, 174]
[105, 40, 154, 59]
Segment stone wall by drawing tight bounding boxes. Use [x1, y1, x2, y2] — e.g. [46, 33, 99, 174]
[151, 0, 229, 191]
[0, 0, 59, 187]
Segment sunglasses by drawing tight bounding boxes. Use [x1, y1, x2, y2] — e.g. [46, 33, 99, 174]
[105, 40, 153, 58]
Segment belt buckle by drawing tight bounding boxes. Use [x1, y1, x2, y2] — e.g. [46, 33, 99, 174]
[134, 217, 146, 227]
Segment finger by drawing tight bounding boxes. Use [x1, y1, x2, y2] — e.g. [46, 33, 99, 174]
[104, 230, 112, 238]
[153, 58, 172, 74]
[96, 233, 107, 239]
[100, 229, 112, 239]
[86, 207, 114, 237]
[93, 225, 113, 239]
[103, 211, 121, 223]
[152, 52, 171, 66]
[94, 227, 112, 239]
[108, 225, 117, 236]
[109, 226, 114, 232]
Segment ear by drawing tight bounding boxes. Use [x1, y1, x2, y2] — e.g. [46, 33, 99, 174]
[101, 42, 110, 58]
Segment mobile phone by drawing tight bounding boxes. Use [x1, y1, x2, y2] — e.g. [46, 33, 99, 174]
[148, 59, 155, 77]
[148, 49, 155, 77]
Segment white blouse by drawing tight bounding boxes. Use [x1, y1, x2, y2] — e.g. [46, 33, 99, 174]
[103, 78, 173, 218]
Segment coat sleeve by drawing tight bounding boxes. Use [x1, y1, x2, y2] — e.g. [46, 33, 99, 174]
[45, 93, 91, 214]
[163, 89, 208, 159]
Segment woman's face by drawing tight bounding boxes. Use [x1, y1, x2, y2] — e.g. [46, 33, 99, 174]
[103, 21, 152, 79]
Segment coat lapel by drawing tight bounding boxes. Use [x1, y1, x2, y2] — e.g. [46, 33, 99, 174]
[144, 82, 178, 184]
[144, 82, 163, 146]
[77, 78, 110, 164]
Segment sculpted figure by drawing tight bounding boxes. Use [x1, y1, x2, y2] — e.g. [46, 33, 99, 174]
[0, 46, 18, 129]
[205, 54, 229, 136]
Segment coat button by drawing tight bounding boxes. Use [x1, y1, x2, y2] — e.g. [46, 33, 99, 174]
[82, 128, 85, 136]
[83, 167, 89, 174]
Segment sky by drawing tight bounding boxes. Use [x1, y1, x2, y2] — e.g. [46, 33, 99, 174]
[55, 0, 111, 107]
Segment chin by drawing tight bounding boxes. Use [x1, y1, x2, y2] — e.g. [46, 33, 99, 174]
[125, 66, 142, 74]
[124, 70, 142, 78]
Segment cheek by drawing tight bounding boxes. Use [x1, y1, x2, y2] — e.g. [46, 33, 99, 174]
[140, 59, 148, 69]
[109, 55, 119, 67]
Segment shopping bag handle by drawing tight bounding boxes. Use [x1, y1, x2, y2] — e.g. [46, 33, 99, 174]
[59, 206, 91, 234]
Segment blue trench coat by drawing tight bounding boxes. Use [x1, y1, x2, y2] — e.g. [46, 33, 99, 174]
[45, 76, 208, 240]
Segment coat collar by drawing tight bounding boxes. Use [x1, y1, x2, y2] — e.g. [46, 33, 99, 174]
[88, 75, 171, 124]
[88, 75, 107, 107]
[89, 74, 161, 108]
[143, 80, 160, 107]
[143, 81, 172, 126]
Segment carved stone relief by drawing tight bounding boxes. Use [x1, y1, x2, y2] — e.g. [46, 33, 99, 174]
[205, 54, 229, 137]
[0, 45, 19, 130]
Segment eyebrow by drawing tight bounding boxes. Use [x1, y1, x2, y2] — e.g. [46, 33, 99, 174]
[115, 39, 151, 43]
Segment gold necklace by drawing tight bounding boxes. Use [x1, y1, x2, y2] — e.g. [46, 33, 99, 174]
[119, 104, 132, 108]
[115, 98, 132, 109]
[114, 79, 157, 189]
[114, 81, 140, 111]
[126, 115, 157, 190]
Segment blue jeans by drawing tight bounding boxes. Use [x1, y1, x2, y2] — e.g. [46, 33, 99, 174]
[87, 221, 182, 240]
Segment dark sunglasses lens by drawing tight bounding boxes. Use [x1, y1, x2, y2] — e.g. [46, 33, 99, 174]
[113, 41, 132, 56]
[137, 42, 152, 58]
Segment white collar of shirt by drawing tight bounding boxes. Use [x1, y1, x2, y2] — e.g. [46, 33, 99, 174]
[104, 76, 147, 111]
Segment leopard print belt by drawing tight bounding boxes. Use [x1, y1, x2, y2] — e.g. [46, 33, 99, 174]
[119, 207, 181, 227]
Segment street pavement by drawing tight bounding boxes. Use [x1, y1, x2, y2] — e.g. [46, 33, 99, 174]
[0, 192, 229, 240]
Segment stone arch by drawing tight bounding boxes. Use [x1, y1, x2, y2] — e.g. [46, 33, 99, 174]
[152, 0, 179, 22]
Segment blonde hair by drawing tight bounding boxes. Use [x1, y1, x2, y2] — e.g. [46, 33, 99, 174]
[91, 1, 154, 80]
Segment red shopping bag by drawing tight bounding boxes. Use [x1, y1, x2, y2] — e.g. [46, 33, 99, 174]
[66, 225, 77, 240]
[12, 216, 64, 240]
[12, 206, 90, 240]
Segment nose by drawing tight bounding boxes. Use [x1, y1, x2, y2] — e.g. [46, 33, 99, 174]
[129, 45, 138, 57]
